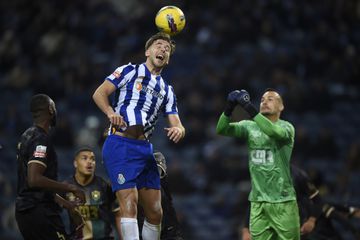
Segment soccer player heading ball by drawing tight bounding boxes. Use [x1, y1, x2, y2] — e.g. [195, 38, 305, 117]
[93, 32, 185, 240]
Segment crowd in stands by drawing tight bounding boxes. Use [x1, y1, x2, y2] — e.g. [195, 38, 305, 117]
[1, 0, 359, 239]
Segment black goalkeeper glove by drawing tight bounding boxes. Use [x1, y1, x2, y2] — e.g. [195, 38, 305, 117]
[236, 89, 258, 118]
[224, 90, 241, 116]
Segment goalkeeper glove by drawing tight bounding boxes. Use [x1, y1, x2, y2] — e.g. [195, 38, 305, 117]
[224, 90, 241, 116]
[236, 89, 258, 118]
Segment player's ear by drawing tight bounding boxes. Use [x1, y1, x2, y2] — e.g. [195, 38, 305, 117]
[279, 103, 284, 112]
[74, 160, 77, 168]
[48, 105, 54, 115]
[145, 49, 150, 57]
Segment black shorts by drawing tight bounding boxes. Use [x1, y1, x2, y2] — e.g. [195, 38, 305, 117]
[15, 205, 68, 240]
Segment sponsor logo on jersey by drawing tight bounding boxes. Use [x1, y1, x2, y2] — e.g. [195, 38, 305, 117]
[91, 190, 101, 201]
[117, 173, 125, 185]
[135, 80, 164, 100]
[33, 145, 47, 158]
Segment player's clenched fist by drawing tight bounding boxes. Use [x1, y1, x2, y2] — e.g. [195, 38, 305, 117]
[224, 89, 258, 118]
[224, 90, 242, 116]
[236, 89, 251, 107]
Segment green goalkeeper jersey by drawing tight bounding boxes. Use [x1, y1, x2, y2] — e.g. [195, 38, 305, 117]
[217, 113, 296, 203]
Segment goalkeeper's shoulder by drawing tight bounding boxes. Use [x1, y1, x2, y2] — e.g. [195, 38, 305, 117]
[279, 119, 295, 135]
[279, 119, 295, 129]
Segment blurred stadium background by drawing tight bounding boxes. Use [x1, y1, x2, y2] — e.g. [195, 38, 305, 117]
[0, 0, 359, 239]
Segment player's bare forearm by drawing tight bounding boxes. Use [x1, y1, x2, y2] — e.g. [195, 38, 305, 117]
[165, 114, 185, 143]
[28, 163, 85, 202]
[30, 174, 79, 194]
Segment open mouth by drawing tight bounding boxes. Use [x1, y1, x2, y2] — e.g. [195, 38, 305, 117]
[156, 55, 164, 61]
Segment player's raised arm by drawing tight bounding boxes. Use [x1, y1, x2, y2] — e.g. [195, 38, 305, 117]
[216, 90, 249, 138]
[234, 88, 294, 141]
[253, 114, 294, 141]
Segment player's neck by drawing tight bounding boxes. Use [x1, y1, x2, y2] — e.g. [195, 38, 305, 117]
[75, 172, 94, 186]
[145, 61, 162, 76]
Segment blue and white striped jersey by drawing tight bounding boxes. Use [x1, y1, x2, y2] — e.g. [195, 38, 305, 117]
[105, 63, 178, 138]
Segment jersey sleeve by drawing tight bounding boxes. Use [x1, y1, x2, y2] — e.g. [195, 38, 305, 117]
[28, 136, 50, 168]
[105, 64, 136, 89]
[164, 85, 178, 115]
[253, 113, 294, 142]
[216, 113, 249, 139]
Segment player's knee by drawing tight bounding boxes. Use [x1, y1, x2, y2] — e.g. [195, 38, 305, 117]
[145, 201, 163, 223]
[120, 199, 138, 217]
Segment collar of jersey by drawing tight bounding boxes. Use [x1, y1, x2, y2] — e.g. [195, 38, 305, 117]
[139, 63, 162, 79]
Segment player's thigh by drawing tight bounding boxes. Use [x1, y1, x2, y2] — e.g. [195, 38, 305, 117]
[251, 228, 275, 240]
[269, 201, 300, 240]
[138, 188, 162, 218]
[250, 202, 274, 240]
[102, 135, 144, 191]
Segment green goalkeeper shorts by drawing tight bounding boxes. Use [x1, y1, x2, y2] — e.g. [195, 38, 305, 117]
[250, 201, 300, 240]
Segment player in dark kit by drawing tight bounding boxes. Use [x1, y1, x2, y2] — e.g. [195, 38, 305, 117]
[15, 94, 85, 240]
[63, 147, 121, 240]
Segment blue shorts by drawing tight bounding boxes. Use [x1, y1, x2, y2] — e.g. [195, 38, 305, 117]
[102, 134, 160, 192]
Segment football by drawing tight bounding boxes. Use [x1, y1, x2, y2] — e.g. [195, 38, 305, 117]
[155, 6, 186, 36]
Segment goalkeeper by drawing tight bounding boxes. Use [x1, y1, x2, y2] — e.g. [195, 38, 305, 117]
[216, 88, 300, 240]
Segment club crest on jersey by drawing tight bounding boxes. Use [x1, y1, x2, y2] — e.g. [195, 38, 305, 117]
[117, 173, 125, 185]
[91, 190, 101, 201]
[33, 145, 47, 158]
[136, 82, 143, 91]
[66, 192, 76, 201]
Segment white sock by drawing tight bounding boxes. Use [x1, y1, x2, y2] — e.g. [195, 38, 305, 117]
[121, 218, 139, 240]
[142, 219, 161, 240]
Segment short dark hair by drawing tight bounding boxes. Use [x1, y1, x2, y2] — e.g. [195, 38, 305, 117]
[264, 88, 283, 103]
[30, 94, 51, 119]
[74, 147, 94, 159]
[264, 88, 278, 93]
[145, 32, 176, 55]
